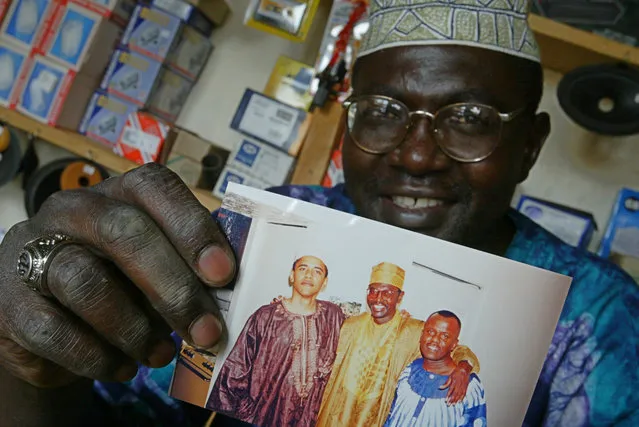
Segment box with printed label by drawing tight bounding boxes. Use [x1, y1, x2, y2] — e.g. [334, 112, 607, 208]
[228, 138, 294, 186]
[37, 2, 121, 77]
[100, 46, 162, 106]
[166, 25, 212, 81]
[0, 0, 56, 50]
[14, 55, 98, 127]
[147, 67, 192, 123]
[121, 5, 182, 62]
[182, 0, 228, 27]
[0, 37, 29, 107]
[115, 111, 169, 165]
[598, 188, 639, 280]
[212, 165, 269, 200]
[79, 90, 138, 147]
[516, 195, 597, 249]
[148, 0, 213, 36]
[230, 88, 311, 156]
[69, 0, 136, 26]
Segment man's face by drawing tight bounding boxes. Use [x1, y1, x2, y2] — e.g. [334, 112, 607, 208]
[366, 283, 403, 324]
[343, 45, 549, 248]
[289, 256, 327, 299]
[420, 314, 460, 361]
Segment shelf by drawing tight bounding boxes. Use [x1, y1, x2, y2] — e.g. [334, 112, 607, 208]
[0, 107, 222, 212]
[529, 14, 639, 74]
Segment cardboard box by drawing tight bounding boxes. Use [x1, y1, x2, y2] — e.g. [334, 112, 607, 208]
[0, 0, 56, 50]
[517, 195, 597, 249]
[599, 188, 639, 257]
[115, 111, 169, 165]
[212, 165, 269, 200]
[69, 0, 137, 26]
[264, 55, 314, 111]
[37, 2, 121, 77]
[164, 128, 229, 189]
[184, 0, 228, 27]
[227, 137, 294, 186]
[166, 25, 212, 81]
[122, 5, 182, 62]
[147, 67, 192, 123]
[100, 46, 163, 106]
[79, 90, 138, 147]
[14, 55, 98, 127]
[230, 88, 310, 156]
[0, 37, 29, 107]
[148, 0, 213, 36]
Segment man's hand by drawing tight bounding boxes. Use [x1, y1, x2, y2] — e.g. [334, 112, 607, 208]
[0, 164, 235, 388]
[440, 360, 472, 405]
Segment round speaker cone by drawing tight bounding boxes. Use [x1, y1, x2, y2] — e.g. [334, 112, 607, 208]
[557, 64, 639, 136]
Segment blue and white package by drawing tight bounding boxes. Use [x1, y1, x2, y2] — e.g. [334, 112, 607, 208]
[0, 0, 53, 49]
[16, 56, 66, 122]
[212, 165, 269, 200]
[121, 5, 182, 62]
[228, 138, 294, 186]
[166, 25, 212, 81]
[0, 39, 29, 107]
[150, 0, 213, 36]
[79, 90, 138, 147]
[100, 46, 162, 106]
[599, 188, 639, 259]
[46, 3, 99, 69]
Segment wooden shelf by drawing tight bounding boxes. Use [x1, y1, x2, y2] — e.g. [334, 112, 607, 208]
[0, 107, 222, 212]
[529, 14, 639, 74]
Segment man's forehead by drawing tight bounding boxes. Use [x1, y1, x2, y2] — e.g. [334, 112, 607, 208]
[425, 314, 458, 330]
[296, 256, 325, 268]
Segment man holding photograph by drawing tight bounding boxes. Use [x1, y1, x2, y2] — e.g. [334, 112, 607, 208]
[384, 311, 486, 427]
[206, 255, 344, 427]
[316, 262, 479, 427]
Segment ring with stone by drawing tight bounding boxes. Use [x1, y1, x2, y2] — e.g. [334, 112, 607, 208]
[16, 234, 72, 294]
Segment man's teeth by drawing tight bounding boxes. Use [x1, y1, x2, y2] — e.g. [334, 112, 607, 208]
[392, 196, 443, 209]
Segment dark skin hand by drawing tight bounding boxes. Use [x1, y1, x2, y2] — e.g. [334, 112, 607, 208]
[0, 164, 235, 424]
[344, 45, 550, 256]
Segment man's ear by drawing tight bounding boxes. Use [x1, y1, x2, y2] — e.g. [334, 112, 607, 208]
[288, 271, 294, 286]
[519, 112, 550, 183]
[397, 291, 405, 305]
[321, 278, 328, 292]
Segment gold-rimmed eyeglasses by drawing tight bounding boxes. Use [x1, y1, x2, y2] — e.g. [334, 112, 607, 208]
[342, 95, 525, 163]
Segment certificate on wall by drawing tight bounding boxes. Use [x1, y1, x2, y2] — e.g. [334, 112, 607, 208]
[170, 184, 572, 427]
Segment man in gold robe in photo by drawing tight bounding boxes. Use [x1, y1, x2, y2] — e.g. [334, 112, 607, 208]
[316, 262, 479, 427]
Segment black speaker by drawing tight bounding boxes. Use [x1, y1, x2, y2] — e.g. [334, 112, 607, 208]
[557, 63, 639, 136]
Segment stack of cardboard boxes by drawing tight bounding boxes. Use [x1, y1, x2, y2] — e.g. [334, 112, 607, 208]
[0, 0, 228, 166]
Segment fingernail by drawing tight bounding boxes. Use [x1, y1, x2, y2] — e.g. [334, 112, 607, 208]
[146, 339, 176, 368]
[116, 363, 138, 382]
[198, 245, 234, 285]
[189, 313, 223, 348]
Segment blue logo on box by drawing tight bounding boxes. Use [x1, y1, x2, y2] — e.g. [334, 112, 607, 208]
[49, 8, 98, 68]
[3, 0, 50, 47]
[220, 171, 244, 194]
[20, 61, 64, 120]
[0, 46, 27, 103]
[235, 140, 260, 167]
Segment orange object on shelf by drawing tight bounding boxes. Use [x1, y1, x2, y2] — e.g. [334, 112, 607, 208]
[59, 160, 105, 190]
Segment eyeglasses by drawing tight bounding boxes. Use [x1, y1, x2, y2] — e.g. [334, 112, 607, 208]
[367, 287, 401, 299]
[342, 95, 525, 163]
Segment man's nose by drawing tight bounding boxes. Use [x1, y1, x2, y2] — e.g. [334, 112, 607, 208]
[388, 117, 453, 176]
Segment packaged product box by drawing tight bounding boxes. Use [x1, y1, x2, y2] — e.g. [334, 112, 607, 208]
[227, 137, 294, 187]
[100, 46, 163, 106]
[14, 54, 98, 127]
[517, 195, 598, 250]
[78, 90, 138, 147]
[121, 4, 182, 62]
[148, 0, 213, 36]
[183, 0, 228, 27]
[599, 188, 639, 280]
[69, 0, 137, 26]
[212, 165, 269, 200]
[264, 55, 314, 111]
[166, 25, 212, 81]
[0, 36, 29, 107]
[0, 0, 56, 50]
[115, 111, 170, 165]
[36, 1, 121, 77]
[230, 88, 310, 157]
[146, 67, 193, 123]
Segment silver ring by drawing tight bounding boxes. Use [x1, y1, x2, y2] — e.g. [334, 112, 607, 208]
[16, 234, 72, 294]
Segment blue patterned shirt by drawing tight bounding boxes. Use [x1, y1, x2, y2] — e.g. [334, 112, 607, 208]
[94, 184, 639, 427]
